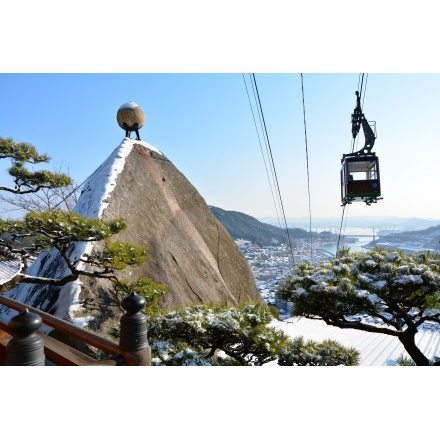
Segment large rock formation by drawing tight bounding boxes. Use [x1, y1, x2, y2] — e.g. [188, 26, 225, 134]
[1, 138, 262, 328]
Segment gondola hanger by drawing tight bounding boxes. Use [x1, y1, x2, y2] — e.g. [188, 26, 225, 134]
[340, 90, 383, 206]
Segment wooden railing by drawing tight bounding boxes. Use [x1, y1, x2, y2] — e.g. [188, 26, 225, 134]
[0, 293, 151, 366]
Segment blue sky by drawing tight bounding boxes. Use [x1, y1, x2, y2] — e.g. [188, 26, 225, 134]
[2, 1, 439, 432]
[1, 2, 439, 230]
[1, 72, 440, 225]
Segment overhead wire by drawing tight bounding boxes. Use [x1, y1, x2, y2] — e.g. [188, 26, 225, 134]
[300, 74, 314, 260]
[252, 74, 295, 264]
[241, 74, 284, 232]
[337, 73, 369, 255]
[244, 73, 295, 266]
[250, 76, 288, 236]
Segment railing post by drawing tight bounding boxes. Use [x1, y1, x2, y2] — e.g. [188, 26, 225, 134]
[6, 308, 46, 366]
[119, 293, 151, 366]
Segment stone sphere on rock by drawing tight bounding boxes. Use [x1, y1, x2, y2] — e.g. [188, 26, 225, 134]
[117, 102, 145, 140]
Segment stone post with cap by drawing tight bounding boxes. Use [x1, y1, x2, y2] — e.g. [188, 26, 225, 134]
[118, 292, 151, 366]
[6, 308, 46, 366]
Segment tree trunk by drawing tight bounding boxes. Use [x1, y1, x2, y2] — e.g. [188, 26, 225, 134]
[399, 332, 430, 366]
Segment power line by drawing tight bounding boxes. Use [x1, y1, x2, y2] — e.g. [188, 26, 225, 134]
[241, 74, 284, 232]
[337, 73, 370, 255]
[251, 74, 295, 264]
[301, 74, 313, 260]
[244, 73, 295, 265]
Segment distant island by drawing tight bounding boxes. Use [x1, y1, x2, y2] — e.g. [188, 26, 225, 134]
[362, 225, 440, 253]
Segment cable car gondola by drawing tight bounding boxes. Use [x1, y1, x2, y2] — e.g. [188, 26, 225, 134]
[341, 91, 382, 206]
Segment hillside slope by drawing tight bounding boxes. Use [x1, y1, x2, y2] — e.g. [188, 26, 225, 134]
[210, 206, 335, 247]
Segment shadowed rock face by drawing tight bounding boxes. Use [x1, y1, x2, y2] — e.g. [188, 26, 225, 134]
[0, 140, 263, 326]
[94, 143, 262, 310]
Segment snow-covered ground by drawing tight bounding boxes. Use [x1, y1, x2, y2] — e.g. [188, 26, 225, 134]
[267, 316, 440, 365]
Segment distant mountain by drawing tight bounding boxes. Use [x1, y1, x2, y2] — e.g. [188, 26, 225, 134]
[367, 224, 440, 252]
[210, 206, 334, 247]
[259, 216, 440, 232]
[211, 206, 440, 254]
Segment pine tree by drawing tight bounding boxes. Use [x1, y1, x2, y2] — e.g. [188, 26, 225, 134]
[146, 303, 360, 366]
[277, 247, 440, 365]
[0, 136, 164, 304]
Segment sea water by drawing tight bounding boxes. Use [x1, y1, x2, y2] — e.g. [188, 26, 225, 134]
[316, 227, 376, 256]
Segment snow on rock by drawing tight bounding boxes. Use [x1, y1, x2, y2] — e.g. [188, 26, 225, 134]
[0, 138, 149, 327]
[74, 138, 162, 218]
[118, 101, 140, 110]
